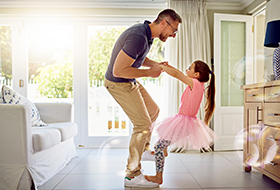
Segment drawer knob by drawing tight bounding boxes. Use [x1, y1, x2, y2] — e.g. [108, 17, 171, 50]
[267, 93, 280, 96]
[267, 113, 280, 116]
[269, 161, 278, 166]
[266, 137, 280, 141]
[248, 94, 257, 97]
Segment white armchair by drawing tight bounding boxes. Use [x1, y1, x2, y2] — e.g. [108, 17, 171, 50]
[0, 102, 77, 190]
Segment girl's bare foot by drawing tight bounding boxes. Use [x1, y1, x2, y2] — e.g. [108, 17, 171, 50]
[163, 148, 168, 157]
[150, 149, 168, 157]
[145, 175, 163, 184]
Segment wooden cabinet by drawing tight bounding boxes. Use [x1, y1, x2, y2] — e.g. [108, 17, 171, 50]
[242, 80, 280, 184]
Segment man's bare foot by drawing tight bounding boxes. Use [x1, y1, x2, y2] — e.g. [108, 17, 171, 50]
[145, 175, 163, 184]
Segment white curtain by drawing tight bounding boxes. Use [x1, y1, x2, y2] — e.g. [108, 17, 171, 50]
[165, 0, 211, 152]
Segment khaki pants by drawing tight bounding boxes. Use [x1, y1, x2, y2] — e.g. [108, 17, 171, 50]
[105, 79, 159, 177]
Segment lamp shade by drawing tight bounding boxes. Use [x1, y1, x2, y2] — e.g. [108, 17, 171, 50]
[264, 20, 280, 48]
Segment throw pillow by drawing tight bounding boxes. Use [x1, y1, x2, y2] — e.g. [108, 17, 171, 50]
[1, 85, 47, 127]
[0, 86, 2, 103]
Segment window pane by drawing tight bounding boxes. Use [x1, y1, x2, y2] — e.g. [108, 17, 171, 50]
[144, 38, 166, 120]
[221, 21, 245, 106]
[88, 25, 128, 137]
[0, 25, 12, 87]
[28, 25, 73, 103]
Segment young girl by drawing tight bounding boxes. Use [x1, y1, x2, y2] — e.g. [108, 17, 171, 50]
[145, 60, 218, 185]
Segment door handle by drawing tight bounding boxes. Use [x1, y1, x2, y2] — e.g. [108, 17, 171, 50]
[247, 94, 257, 97]
[257, 107, 262, 123]
[19, 79, 24, 87]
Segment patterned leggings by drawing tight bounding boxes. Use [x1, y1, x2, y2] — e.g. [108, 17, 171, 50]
[154, 139, 171, 173]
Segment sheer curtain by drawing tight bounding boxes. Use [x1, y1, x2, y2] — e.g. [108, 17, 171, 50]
[164, 0, 211, 152]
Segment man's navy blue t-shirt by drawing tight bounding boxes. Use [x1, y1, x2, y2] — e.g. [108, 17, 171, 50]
[105, 20, 153, 83]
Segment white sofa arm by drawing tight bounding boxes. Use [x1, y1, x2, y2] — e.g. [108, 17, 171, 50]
[0, 104, 33, 165]
[0, 104, 34, 190]
[35, 103, 73, 123]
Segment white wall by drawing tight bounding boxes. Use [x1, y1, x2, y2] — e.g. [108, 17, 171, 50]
[255, 13, 266, 83]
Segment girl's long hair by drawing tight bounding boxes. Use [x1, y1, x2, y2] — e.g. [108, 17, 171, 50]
[194, 60, 215, 125]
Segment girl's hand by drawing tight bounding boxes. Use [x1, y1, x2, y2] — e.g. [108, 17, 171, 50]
[158, 61, 169, 67]
[165, 64, 175, 68]
[159, 64, 175, 71]
[157, 62, 168, 73]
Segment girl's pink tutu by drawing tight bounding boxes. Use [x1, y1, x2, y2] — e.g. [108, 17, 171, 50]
[152, 114, 218, 150]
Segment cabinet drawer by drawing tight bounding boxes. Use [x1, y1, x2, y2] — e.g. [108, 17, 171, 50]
[263, 146, 280, 179]
[245, 88, 263, 102]
[263, 104, 280, 125]
[265, 86, 280, 102]
[262, 126, 280, 149]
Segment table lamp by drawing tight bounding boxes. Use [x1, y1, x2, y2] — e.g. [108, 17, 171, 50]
[264, 20, 280, 80]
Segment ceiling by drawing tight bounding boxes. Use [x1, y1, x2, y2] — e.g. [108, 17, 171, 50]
[206, 0, 255, 10]
[0, 0, 256, 11]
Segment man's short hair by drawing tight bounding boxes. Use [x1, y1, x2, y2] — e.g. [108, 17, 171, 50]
[154, 9, 182, 24]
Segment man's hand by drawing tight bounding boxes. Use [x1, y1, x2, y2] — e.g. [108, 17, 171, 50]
[149, 64, 162, 78]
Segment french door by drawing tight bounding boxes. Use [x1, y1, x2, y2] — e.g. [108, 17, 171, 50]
[214, 13, 253, 151]
[80, 24, 132, 148]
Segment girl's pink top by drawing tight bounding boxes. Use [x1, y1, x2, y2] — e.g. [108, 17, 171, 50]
[178, 78, 204, 117]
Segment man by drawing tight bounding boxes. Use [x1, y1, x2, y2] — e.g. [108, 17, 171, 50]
[105, 9, 182, 188]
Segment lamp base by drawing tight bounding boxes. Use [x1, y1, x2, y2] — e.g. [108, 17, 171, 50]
[273, 45, 280, 80]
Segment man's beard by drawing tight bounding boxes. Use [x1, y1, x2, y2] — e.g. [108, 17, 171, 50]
[159, 33, 167, 42]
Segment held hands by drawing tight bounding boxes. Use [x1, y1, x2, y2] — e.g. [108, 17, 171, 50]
[158, 61, 169, 73]
[148, 61, 169, 78]
[158, 63, 182, 79]
[158, 64, 173, 71]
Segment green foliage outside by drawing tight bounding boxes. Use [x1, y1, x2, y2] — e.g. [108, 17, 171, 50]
[144, 38, 165, 82]
[0, 26, 12, 80]
[34, 60, 73, 98]
[88, 27, 126, 85]
[147, 38, 165, 63]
